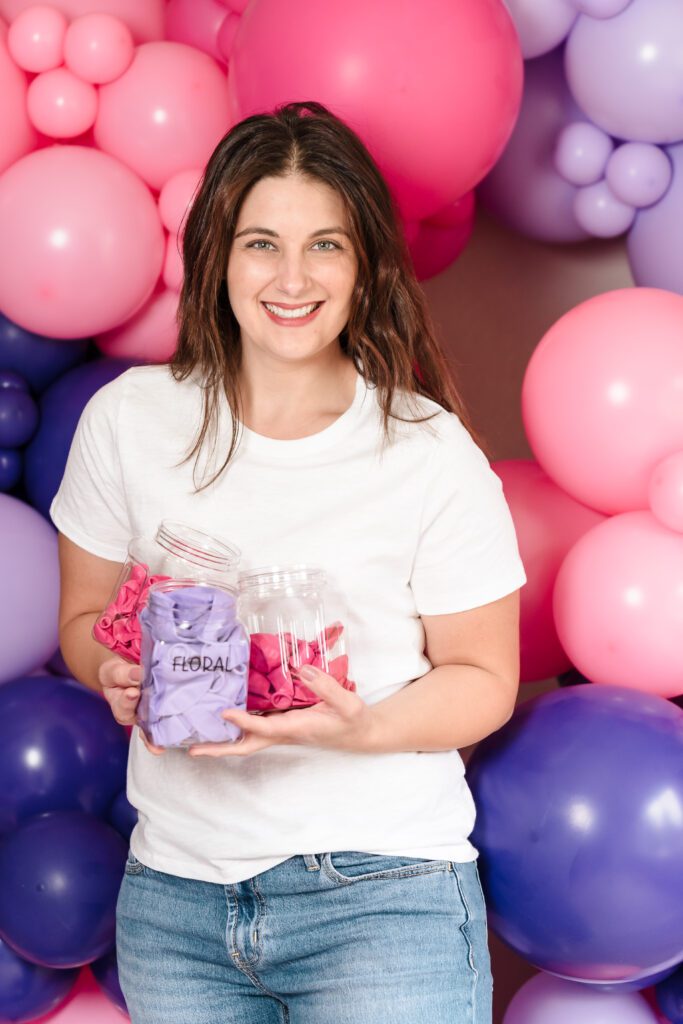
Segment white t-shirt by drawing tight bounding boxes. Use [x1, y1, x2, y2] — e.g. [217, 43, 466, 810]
[50, 364, 526, 884]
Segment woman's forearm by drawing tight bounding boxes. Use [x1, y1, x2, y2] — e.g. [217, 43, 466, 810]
[364, 663, 519, 754]
[59, 612, 118, 693]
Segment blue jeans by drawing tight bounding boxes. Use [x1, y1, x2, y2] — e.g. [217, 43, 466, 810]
[117, 850, 492, 1024]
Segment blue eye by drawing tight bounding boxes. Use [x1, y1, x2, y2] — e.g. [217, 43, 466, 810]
[312, 240, 340, 251]
[247, 240, 276, 251]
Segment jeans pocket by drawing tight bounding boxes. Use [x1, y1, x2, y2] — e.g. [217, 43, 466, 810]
[124, 850, 146, 876]
[321, 851, 452, 886]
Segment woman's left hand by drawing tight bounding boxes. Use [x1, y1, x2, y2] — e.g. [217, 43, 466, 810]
[187, 667, 376, 758]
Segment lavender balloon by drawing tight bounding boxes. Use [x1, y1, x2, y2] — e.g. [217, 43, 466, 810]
[573, 0, 633, 15]
[479, 50, 589, 242]
[606, 142, 673, 207]
[504, 974, 662, 1024]
[566, 0, 683, 143]
[574, 179, 635, 236]
[504, 0, 576, 58]
[555, 120, 614, 185]
[628, 142, 683, 292]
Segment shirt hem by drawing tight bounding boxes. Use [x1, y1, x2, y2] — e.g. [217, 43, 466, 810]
[49, 504, 129, 563]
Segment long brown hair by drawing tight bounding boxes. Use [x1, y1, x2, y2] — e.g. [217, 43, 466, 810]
[172, 101, 477, 489]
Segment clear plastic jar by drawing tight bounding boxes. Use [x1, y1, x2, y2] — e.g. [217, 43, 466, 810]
[137, 579, 249, 748]
[238, 565, 353, 712]
[93, 521, 241, 663]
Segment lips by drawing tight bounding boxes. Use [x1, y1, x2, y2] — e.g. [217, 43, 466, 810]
[261, 300, 324, 326]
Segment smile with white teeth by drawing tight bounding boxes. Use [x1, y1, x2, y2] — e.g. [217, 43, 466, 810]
[263, 302, 321, 319]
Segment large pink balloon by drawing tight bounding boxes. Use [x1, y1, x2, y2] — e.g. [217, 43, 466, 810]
[227, 0, 523, 221]
[0, 36, 37, 174]
[95, 41, 230, 191]
[96, 286, 178, 361]
[165, 0, 228, 63]
[522, 288, 683, 514]
[494, 459, 606, 682]
[554, 510, 683, 698]
[0, 146, 164, 338]
[0, 0, 164, 43]
[43, 970, 130, 1023]
[504, 973, 661, 1024]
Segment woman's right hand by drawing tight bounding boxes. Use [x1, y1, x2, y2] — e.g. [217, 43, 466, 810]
[98, 655, 143, 726]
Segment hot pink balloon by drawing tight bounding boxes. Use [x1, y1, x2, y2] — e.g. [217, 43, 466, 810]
[63, 13, 134, 84]
[0, 145, 164, 338]
[408, 194, 475, 281]
[95, 41, 230, 191]
[96, 286, 178, 361]
[494, 459, 606, 683]
[7, 3, 66, 71]
[216, 10, 239, 60]
[165, 0, 227, 63]
[43, 970, 130, 1023]
[0, 0, 164, 43]
[649, 451, 683, 532]
[522, 288, 683, 514]
[554, 510, 683, 698]
[227, 0, 523, 221]
[222, 0, 248, 11]
[0, 36, 37, 173]
[157, 167, 202, 234]
[27, 67, 98, 138]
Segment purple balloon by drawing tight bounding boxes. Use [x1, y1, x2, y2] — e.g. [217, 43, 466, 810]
[0, 448, 22, 492]
[0, 494, 59, 683]
[555, 120, 614, 185]
[504, 0, 577, 58]
[656, 964, 683, 1023]
[504, 974, 662, 1024]
[566, 0, 683, 144]
[91, 949, 127, 1014]
[0, 937, 76, 1023]
[478, 49, 589, 242]
[573, 0, 633, 15]
[574, 179, 636, 236]
[468, 686, 683, 984]
[628, 142, 683, 292]
[0, 377, 38, 447]
[606, 142, 673, 207]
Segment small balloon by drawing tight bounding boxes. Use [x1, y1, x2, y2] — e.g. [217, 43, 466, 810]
[0, 449, 21, 491]
[648, 451, 683, 532]
[0, 313, 88, 393]
[7, 4, 67, 71]
[555, 121, 614, 186]
[64, 13, 134, 85]
[0, 371, 38, 446]
[574, 180, 635, 237]
[27, 67, 98, 138]
[504, 0, 576, 58]
[606, 142, 673, 208]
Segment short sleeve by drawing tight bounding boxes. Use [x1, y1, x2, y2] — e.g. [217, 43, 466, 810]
[49, 377, 132, 562]
[410, 415, 526, 616]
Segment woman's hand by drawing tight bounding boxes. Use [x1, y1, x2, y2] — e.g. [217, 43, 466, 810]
[188, 666, 376, 759]
[98, 656, 165, 756]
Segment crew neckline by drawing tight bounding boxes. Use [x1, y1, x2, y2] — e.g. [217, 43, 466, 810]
[239, 372, 370, 458]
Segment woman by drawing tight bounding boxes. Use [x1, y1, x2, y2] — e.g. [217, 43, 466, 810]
[52, 102, 526, 1024]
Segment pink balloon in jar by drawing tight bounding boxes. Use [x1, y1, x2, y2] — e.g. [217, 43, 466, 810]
[522, 288, 683, 515]
[553, 510, 683, 699]
[0, 145, 164, 338]
[7, 4, 67, 71]
[63, 13, 134, 84]
[0, 35, 37, 174]
[95, 41, 230, 191]
[96, 286, 178, 362]
[227, 0, 523, 221]
[27, 67, 98, 138]
[648, 451, 683, 533]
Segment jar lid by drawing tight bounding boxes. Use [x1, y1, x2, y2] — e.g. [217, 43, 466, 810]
[155, 520, 241, 571]
[238, 564, 327, 595]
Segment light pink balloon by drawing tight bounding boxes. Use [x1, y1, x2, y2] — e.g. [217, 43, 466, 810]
[649, 451, 683, 532]
[0, 145, 164, 338]
[163, 234, 183, 291]
[522, 288, 683, 514]
[0, 35, 37, 173]
[165, 0, 227, 62]
[64, 13, 134, 84]
[554, 510, 683, 698]
[0, 0, 164, 43]
[96, 286, 178, 361]
[7, 3, 67, 71]
[157, 167, 202, 234]
[27, 67, 98, 137]
[408, 194, 474, 281]
[43, 970, 130, 1023]
[227, 0, 523, 221]
[216, 9, 239, 60]
[494, 459, 606, 683]
[95, 41, 230, 191]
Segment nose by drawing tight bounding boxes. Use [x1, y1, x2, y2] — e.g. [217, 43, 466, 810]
[274, 249, 311, 297]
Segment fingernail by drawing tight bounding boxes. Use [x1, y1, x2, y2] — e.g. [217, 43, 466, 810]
[298, 666, 317, 681]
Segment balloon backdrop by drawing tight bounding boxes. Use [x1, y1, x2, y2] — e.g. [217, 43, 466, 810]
[0, 369, 38, 447]
[95, 288, 178, 362]
[493, 459, 605, 682]
[7, 4, 68, 72]
[227, 0, 523, 221]
[27, 66, 99, 138]
[657, 964, 683, 1024]
[24, 356, 133, 517]
[468, 686, 683, 983]
[555, 120, 614, 187]
[0, 675, 128, 834]
[108, 789, 137, 842]
[0, 33, 36, 174]
[165, 0, 227, 63]
[504, 973, 663, 1024]
[554, 511, 683, 698]
[0, 0, 164, 44]
[649, 451, 683, 533]
[0, 811, 127, 968]
[628, 143, 683, 293]
[63, 12, 134, 84]
[522, 288, 683, 514]
[91, 949, 127, 1014]
[0, 494, 59, 681]
[407, 193, 475, 281]
[0, 447, 22, 491]
[0, 146, 164, 338]
[0, 936, 77, 1024]
[39, 967, 130, 1023]
[503, 0, 576, 59]
[0, 314, 88, 393]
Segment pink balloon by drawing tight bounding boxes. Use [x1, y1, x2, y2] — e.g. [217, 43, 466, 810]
[64, 13, 134, 84]
[494, 459, 606, 683]
[554, 510, 683, 698]
[0, 145, 164, 338]
[0, 0, 164, 43]
[27, 67, 98, 138]
[216, 9, 239, 60]
[222, 0, 248, 11]
[157, 167, 202, 234]
[227, 0, 523, 221]
[7, 3, 67, 71]
[165, 0, 227, 62]
[504, 973, 661, 1024]
[96, 286, 178, 361]
[0, 36, 37, 173]
[162, 234, 183, 291]
[95, 41, 230, 191]
[43, 970, 130, 1023]
[408, 194, 475, 281]
[649, 451, 683, 532]
[522, 288, 683, 514]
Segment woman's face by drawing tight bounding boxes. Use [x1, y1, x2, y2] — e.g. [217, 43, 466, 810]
[227, 173, 358, 367]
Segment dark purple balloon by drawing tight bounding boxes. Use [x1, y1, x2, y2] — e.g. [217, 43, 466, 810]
[91, 949, 127, 1014]
[657, 963, 683, 1024]
[0, 675, 129, 835]
[468, 685, 683, 984]
[108, 789, 137, 841]
[0, 313, 89, 394]
[0, 811, 127, 968]
[0, 448, 22, 491]
[0, 936, 76, 1023]
[0, 371, 39, 447]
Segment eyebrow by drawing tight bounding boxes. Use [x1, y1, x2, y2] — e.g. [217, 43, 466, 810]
[233, 226, 351, 239]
